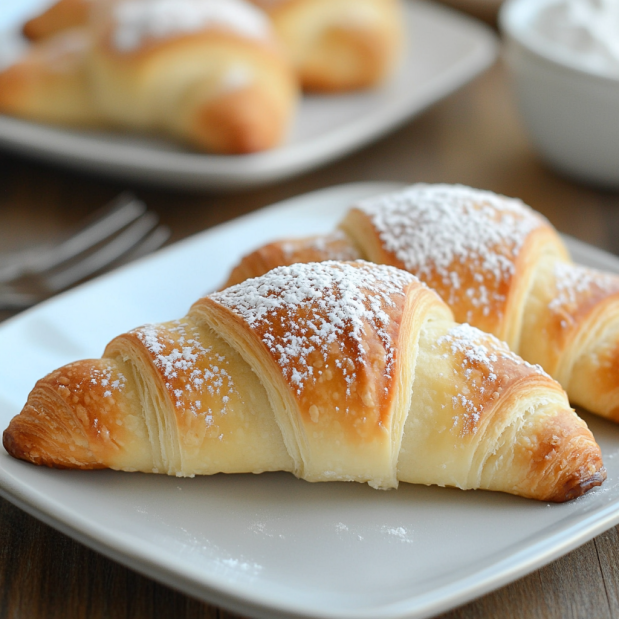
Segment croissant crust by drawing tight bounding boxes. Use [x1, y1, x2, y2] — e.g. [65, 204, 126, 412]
[224, 184, 619, 423]
[4, 261, 605, 502]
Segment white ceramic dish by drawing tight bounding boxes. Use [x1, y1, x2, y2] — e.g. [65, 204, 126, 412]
[0, 1, 497, 190]
[2, 182, 619, 619]
[500, 0, 619, 189]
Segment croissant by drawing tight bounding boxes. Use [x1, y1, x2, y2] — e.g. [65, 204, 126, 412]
[22, 0, 403, 92]
[3, 0, 298, 154]
[3, 261, 605, 502]
[0, 28, 102, 127]
[224, 184, 619, 422]
[249, 0, 404, 91]
[23, 0, 90, 41]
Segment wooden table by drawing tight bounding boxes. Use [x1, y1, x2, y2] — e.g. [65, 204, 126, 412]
[2, 55, 619, 619]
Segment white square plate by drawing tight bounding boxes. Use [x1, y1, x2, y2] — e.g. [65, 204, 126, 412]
[0, 1, 497, 189]
[2, 182, 619, 619]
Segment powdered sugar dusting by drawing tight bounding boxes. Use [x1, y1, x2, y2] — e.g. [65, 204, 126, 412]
[549, 263, 619, 326]
[52, 361, 129, 439]
[134, 320, 235, 418]
[381, 526, 414, 544]
[436, 323, 549, 435]
[280, 231, 360, 262]
[211, 261, 418, 396]
[356, 184, 546, 322]
[112, 0, 272, 52]
[89, 364, 127, 399]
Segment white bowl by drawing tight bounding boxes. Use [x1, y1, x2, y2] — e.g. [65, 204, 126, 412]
[500, 0, 619, 188]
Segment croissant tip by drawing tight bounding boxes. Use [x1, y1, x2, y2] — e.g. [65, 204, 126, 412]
[548, 466, 607, 503]
[3, 428, 20, 460]
[3, 426, 40, 466]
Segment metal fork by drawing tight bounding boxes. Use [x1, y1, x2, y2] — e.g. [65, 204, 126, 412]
[0, 193, 170, 311]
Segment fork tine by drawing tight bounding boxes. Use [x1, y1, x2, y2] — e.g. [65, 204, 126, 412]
[117, 225, 171, 263]
[0, 193, 146, 283]
[32, 193, 147, 272]
[0, 223, 169, 312]
[45, 212, 160, 292]
[0, 249, 48, 283]
[92, 225, 171, 275]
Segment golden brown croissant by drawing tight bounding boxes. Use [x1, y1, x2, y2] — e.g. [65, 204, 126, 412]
[224, 184, 619, 422]
[3, 261, 605, 502]
[3, 0, 298, 154]
[249, 0, 404, 91]
[0, 28, 101, 126]
[23, 0, 91, 41]
[22, 0, 403, 92]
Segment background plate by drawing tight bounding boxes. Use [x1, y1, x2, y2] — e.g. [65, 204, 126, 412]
[2, 183, 619, 619]
[0, 1, 497, 189]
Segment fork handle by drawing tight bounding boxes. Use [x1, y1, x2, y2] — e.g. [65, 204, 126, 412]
[0, 286, 38, 311]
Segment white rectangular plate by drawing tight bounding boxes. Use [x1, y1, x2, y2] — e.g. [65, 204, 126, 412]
[1, 182, 619, 619]
[0, 1, 497, 189]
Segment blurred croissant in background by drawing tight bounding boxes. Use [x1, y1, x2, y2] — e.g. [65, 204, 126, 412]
[0, 0, 404, 154]
[1, 0, 299, 153]
[250, 0, 404, 92]
[23, 0, 404, 92]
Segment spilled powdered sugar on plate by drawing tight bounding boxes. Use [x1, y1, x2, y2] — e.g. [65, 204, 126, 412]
[335, 521, 414, 544]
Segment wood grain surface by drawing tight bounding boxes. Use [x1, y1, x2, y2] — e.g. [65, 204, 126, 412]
[1, 55, 619, 619]
[437, 0, 502, 23]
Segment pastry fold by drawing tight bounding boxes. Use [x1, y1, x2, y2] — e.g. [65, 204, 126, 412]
[223, 184, 619, 422]
[4, 262, 605, 502]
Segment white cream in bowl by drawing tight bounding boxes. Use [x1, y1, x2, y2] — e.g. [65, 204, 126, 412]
[536, 0, 619, 77]
[500, 0, 619, 188]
